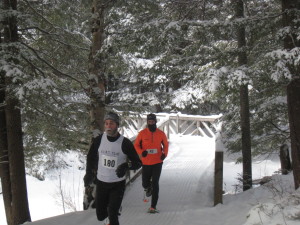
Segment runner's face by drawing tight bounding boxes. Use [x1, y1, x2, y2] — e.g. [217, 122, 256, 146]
[147, 120, 156, 125]
[104, 120, 118, 136]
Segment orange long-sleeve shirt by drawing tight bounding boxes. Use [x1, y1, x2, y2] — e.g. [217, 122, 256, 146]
[134, 128, 169, 165]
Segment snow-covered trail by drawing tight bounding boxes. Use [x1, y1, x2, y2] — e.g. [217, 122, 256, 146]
[120, 135, 215, 225]
[24, 135, 216, 225]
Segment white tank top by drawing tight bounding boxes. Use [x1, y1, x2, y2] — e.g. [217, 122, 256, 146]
[97, 133, 127, 182]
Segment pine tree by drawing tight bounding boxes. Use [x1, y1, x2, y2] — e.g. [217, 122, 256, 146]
[235, 0, 252, 191]
[0, 0, 31, 224]
[283, 0, 300, 189]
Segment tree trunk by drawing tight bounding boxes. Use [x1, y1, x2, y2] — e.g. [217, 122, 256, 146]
[0, 15, 13, 224]
[5, 96, 31, 224]
[287, 78, 300, 189]
[0, 76, 13, 224]
[88, 0, 115, 136]
[84, 0, 115, 210]
[2, 0, 31, 224]
[282, 0, 300, 189]
[279, 144, 292, 175]
[235, 0, 252, 191]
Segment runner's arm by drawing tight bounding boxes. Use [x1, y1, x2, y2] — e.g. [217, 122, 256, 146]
[161, 132, 169, 157]
[85, 135, 102, 178]
[122, 138, 142, 170]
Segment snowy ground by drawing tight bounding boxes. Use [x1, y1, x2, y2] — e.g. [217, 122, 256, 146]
[1, 134, 299, 225]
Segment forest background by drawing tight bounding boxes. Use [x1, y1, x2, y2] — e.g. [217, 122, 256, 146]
[1, 1, 300, 225]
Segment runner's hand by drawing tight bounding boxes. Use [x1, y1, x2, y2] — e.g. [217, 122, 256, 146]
[83, 173, 93, 187]
[116, 163, 129, 178]
[142, 151, 148, 157]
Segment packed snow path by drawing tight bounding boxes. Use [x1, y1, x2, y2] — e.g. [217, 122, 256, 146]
[120, 135, 215, 225]
[26, 135, 216, 225]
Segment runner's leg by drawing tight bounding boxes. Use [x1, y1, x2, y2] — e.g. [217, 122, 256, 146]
[95, 180, 109, 221]
[151, 163, 163, 208]
[142, 165, 152, 189]
[107, 180, 125, 225]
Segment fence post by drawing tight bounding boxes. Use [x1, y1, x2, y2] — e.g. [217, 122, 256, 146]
[167, 121, 170, 139]
[196, 121, 200, 136]
[214, 123, 224, 206]
[176, 114, 180, 134]
[214, 151, 223, 206]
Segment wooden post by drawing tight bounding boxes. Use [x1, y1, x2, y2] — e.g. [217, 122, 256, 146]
[176, 114, 180, 134]
[167, 121, 170, 139]
[214, 151, 223, 206]
[214, 124, 224, 206]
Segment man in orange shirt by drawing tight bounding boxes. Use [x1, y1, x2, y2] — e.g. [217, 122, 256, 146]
[134, 113, 169, 213]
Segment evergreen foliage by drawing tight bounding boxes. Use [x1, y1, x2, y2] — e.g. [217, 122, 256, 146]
[1, 0, 298, 171]
[1, 0, 92, 173]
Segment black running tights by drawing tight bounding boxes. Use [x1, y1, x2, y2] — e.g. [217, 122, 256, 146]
[95, 179, 125, 225]
[142, 163, 163, 208]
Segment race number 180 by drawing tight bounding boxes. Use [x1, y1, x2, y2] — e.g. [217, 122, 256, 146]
[102, 155, 117, 169]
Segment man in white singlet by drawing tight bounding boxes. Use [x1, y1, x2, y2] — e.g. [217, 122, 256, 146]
[84, 112, 141, 225]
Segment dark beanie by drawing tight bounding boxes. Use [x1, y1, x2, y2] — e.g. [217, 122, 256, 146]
[147, 113, 157, 122]
[104, 112, 120, 125]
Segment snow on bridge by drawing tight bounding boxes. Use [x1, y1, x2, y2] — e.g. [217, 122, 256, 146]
[119, 112, 222, 141]
[24, 113, 224, 225]
[120, 113, 223, 205]
[25, 134, 217, 225]
[117, 113, 223, 224]
[119, 112, 223, 190]
[120, 134, 217, 225]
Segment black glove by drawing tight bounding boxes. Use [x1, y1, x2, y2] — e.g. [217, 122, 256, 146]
[83, 173, 94, 187]
[161, 153, 166, 160]
[142, 151, 148, 157]
[116, 163, 129, 178]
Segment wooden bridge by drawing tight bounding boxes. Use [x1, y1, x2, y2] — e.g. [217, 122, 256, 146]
[119, 112, 222, 141]
[119, 112, 224, 206]
[83, 112, 224, 210]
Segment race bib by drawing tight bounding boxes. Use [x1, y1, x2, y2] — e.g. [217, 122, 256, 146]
[101, 155, 118, 169]
[147, 149, 158, 154]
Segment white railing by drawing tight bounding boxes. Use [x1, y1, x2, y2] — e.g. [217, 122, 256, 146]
[84, 112, 224, 209]
[119, 112, 222, 141]
[120, 112, 223, 191]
